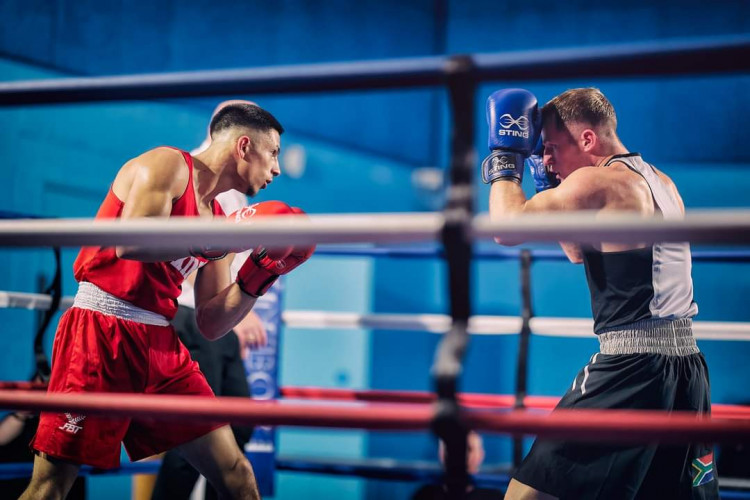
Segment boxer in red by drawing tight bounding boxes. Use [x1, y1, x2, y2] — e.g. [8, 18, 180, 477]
[22, 103, 313, 500]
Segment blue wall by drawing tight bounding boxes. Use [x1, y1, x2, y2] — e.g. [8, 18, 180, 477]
[0, 1, 748, 499]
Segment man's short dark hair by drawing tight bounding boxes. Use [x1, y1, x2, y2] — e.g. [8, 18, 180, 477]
[542, 87, 617, 131]
[209, 103, 284, 138]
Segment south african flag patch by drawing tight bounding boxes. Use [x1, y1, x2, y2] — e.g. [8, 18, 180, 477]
[692, 452, 715, 487]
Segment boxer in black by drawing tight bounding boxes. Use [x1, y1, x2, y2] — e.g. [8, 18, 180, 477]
[483, 87, 717, 500]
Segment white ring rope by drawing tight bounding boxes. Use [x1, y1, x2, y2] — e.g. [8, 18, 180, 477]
[283, 311, 750, 341]
[0, 291, 74, 311]
[0, 210, 749, 247]
[2, 291, 748, 341]
[471, 210, 750, 245]
[0, 213, 442, 248]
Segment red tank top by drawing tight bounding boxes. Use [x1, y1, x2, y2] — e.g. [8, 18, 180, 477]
[74, 148, 225, 319]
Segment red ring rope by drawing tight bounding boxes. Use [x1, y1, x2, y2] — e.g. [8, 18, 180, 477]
[2, 383, 748, 419]
[280, 386, 750, 419]
[0, 390, 748, 444]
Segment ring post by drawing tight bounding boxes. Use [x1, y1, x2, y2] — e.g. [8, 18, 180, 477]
[431, 54, 476, 500]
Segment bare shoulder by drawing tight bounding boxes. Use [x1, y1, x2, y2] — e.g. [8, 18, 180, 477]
[562, 164, 648, 211]
[131, 147, 189, 186]
[603, 161, 654, 213]
[113, 147, 189, 200]
[564, 166, 603, 184]
[556, 166, 610, 209]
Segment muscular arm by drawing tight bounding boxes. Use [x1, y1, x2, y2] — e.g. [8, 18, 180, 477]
[115, 149, 193, 262]
[489, 168, 602, 262]
[193, 255, 258, 340]
[188, 188, 263, 341]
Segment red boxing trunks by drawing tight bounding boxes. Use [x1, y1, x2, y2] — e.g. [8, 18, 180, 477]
[32, 284, 224, 469]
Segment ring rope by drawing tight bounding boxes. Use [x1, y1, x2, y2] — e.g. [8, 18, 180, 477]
[0, 35, 746, 105]
[278, 387, 750, 419]
[0, 390, 748, 443]
[2, 382, 746, 418]
[282, 311, 750, 341]
[0, 458, 748, 497]
[0, 459, 747, 497]
[0, 457, 473, 482]
[1, 210, 749, 247]
[2, 291, 749, 341]
[314, 245, 750, 263]
[471, 211, 750, 245]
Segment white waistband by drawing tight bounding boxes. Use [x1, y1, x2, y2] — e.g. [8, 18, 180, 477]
[598, 318, 698, 356]
[73, 282, 170, 327]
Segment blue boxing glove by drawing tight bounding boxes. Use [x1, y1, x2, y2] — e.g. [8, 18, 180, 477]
[481, 88, 542, 184]
[525, 136, 560, 193]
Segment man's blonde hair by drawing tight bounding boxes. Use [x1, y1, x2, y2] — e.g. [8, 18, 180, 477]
[542, 87, 617, 131]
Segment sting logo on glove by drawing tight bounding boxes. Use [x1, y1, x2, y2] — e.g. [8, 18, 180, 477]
[481, 88, 542, 184]
[483, 152, 519, 184]
[498, 114, 531, 137]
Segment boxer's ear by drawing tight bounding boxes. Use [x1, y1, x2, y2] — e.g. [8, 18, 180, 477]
[580, 129, 597, 152]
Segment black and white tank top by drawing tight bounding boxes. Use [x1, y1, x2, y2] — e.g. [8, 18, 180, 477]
[582, 153, 698, 334]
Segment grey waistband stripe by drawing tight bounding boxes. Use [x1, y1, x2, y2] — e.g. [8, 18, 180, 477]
[598, 318, 698, 356]
[73, 282, 170, 327]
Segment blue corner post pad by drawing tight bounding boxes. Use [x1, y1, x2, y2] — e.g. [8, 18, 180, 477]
[243, 279, 284, 497]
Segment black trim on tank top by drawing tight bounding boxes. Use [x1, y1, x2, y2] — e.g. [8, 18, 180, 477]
[603, 152, 641, 166]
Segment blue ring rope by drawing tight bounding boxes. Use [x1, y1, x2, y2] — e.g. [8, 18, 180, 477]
[312, 245, 750, 263]
[0, 458, 747, 497]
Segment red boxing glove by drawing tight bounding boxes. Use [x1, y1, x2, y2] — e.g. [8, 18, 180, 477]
[192, 201, 295, 260]
[229, 200, 296, 224]
[233, 204, 316, 297]
[228, 200, 296, 254]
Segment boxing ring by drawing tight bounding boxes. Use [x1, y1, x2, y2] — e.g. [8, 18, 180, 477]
[1, 34, 749, 499]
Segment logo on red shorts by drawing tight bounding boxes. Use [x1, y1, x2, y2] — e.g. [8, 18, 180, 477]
[58, 413, 86, 434]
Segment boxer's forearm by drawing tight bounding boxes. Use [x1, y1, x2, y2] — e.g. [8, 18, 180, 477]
[489, 180, 528, 217]
[195, 283, 257, 341]
[489, 181, 530, 245]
